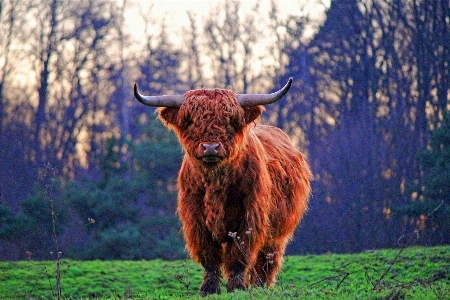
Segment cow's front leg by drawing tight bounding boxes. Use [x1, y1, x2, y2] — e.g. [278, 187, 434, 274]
[189, 236, 223, 295]
[200, 262, 222, 296]
[223, 234, 261, 293]
[191, 232, 223, 296]
[182, 222, 223, 296]
[223, 241, 247, 292]
[178, 186, 224, 295]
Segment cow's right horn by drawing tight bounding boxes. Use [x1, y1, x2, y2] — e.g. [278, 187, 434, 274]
[237, 78, 293, 106]
[134, 83, 184, 107]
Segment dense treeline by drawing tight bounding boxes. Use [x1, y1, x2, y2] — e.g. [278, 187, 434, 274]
[279, 0, 449, 253]
[0, 0, 448, 260]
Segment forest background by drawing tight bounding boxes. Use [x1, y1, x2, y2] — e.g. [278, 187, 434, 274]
[0, 0, 448, 260]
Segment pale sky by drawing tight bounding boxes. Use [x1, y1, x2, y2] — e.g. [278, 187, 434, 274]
[123, 0, 329, 86]
[125, 0, 329, 42]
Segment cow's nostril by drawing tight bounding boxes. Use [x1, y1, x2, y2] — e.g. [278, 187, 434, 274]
[202, 143, 220, 155]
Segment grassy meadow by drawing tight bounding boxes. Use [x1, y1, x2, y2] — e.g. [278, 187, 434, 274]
[1, 246, 449, 299]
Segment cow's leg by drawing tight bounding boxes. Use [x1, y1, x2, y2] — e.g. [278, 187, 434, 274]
[223, 241, 248, 292]
[250, 250, 269, 287]
[223, 235, 262, 293]
[250, 242, 286, 288]
[200, 262, 222, 296]
[197, 238, 223, 296]
[197, 243, 223, 296]
[182, 222, 223, 296]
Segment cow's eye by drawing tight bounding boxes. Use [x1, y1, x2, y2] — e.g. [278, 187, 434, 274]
[183, 119, 193, 128]
[230, 116, 241, 130]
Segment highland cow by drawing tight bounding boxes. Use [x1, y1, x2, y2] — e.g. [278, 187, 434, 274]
[134, 78, 311, 295]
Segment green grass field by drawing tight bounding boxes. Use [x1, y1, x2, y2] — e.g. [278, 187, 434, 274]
[1, 246, 449, 299]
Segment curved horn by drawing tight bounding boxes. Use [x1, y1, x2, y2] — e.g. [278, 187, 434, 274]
[134, 83, 184, 107]
[237, 77, 293, 106]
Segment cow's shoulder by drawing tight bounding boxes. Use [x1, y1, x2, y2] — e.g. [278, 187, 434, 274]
[251, 125, 291, 147]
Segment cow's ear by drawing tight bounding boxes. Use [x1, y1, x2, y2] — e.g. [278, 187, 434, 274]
[158, 107, 180, 127]
[243, 106, 264, 124]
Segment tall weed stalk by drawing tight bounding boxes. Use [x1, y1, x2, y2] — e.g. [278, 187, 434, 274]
[38, 163, 62, 300]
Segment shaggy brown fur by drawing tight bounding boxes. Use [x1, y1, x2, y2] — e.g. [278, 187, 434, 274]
[158, 88, 311, 295]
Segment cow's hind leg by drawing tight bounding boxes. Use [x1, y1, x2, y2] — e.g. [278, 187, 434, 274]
[250, 251, 270, 287]
[251, 243, 286, 288]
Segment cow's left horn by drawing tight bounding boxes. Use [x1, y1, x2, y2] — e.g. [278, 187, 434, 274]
[237, 78, 293, 106]
[134, 83, 184, 107]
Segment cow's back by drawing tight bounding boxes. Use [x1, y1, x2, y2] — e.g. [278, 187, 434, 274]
[252, 124, 311, 239]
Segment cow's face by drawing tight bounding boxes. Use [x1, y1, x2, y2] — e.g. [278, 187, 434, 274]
[159, 89, 263, 166]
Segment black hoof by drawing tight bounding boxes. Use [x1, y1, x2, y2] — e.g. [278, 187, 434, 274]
[200, 272, 221, 296]
[226, 275, 246, 293]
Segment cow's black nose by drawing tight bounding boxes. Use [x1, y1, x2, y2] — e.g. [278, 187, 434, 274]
[202, 143, 220, 155]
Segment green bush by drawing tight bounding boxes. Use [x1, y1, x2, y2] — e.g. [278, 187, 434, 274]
[401, 111, 450, 243]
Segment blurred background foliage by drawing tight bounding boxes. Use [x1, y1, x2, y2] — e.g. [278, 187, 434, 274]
[0, 0, 448, 260]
